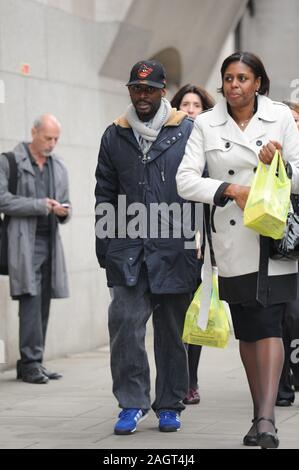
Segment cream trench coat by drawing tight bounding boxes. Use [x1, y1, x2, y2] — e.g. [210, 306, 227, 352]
[176, 95, 299, 305]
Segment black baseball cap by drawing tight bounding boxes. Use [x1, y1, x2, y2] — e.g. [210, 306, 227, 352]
[126, 60, 167, 89]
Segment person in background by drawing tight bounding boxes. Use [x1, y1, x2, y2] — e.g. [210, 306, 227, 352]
[171, 84, 215, 119]
[275, 100, 299, 406]
[0, 114, 71, 384]
[171, 85, 215, 406]
[176, 52, 299, 449]
[283, 101, 299, 131]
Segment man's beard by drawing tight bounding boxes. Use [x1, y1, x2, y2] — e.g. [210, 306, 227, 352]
[135, 99, 161, 122]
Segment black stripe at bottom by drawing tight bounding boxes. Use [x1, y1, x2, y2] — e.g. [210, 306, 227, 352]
[219, 272, 297, 305]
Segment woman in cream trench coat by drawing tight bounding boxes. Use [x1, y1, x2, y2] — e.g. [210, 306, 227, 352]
[176, 52, 299, 449]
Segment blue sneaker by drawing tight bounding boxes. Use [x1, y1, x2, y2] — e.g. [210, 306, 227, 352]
[158, 410, 181, 432]
[114, 408, 148, 435]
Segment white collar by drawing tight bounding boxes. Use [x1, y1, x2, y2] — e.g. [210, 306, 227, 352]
[209, 95, 278, 128]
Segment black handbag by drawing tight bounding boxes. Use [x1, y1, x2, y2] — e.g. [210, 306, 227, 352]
[0, 152, 18, 275]
[269, 194, 299, 261]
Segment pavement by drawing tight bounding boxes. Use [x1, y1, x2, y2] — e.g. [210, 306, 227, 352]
[0, 335, 298, 450]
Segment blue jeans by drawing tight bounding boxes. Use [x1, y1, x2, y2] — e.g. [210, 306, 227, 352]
[108, 265, 191, 413]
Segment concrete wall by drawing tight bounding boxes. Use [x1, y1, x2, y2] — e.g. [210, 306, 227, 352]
[238, 0, 299, 101]
[205, 33, 235, 102]
[101, 0, 247, 89]
[0, 0, 134, 368]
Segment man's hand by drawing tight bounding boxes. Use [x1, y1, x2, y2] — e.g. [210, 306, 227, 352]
[45, 199, 69, 217]
[223, 184, 251, 210]
[52, 200, 70, 217]
[259, 140, 283, 164]
[45, 198, 56, 212]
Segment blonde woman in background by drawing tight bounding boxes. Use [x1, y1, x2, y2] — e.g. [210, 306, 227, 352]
[283, 101, 299, 130]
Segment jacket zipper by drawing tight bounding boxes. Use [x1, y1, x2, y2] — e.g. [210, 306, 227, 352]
[159, 160, 166, 182]
[141, 149, 166, 182]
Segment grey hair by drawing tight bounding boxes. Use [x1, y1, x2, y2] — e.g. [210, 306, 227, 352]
[33, 116, 44, 129]
[32, 114, 61, 130]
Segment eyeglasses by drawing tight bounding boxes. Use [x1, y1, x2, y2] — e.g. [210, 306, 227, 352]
[129, 85, 158, 95]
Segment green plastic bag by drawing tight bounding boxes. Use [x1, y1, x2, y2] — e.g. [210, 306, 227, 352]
[244, 151, 291, 239]
[182, 270, 230, 348]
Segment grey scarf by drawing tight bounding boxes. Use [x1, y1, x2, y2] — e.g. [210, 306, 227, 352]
[126, 97, 172, 153]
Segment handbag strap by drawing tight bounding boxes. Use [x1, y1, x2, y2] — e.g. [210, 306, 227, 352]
[2, 152, 18, 194]
[256, 235, 270, 307]
[1, 152, 17, 227]
[203, 203, 216, 265]
[197, 204, 217, 330]
[291, 194, 299, 215]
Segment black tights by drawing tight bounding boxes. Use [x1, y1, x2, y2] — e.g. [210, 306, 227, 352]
[240, 337, 284, 433]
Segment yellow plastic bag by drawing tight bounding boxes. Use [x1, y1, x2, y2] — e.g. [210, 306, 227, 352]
[244, 151, 291, 239]
[182, 270, 230, 348]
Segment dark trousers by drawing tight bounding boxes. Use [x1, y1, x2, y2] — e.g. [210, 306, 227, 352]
[108, 265, 191, 413]
[18, 236, 51, 368]
[277, 298, 299, 402]
[186, 344, 202, 389]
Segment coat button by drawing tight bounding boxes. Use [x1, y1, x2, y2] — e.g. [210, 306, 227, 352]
[228, 169, 235, 175]
[256, 140, 263, 146]
[253, 167, 257, 173]
[178, 133, 182, 137]
[166, 140, 171, 144]
[172, 137, 176, 141]
[225, 142, 231, 149]
[230, 220, 236, 226]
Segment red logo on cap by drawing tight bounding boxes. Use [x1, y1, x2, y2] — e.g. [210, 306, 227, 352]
[137, 64, 153, 79]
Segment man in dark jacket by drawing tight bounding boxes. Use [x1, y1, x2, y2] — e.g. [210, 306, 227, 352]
[95, 60, 198, 435]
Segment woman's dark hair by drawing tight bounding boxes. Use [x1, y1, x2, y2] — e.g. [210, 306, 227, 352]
[171, 84, 215, 111]
[218, 51, 270, 96]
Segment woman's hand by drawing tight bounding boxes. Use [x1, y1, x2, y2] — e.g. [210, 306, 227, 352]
[223, 184, 251, 210]
[259, 140, 283, 164]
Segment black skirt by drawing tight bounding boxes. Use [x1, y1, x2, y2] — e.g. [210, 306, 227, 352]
[229, 300, 286, 342]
